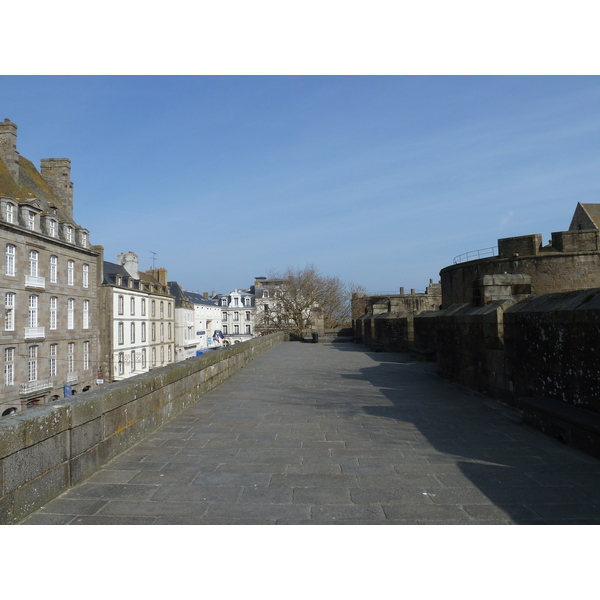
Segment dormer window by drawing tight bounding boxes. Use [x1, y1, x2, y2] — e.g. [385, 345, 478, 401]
[116, 275, 122, 286]
[263, 291, 269, 298]
[27, 211, 35, 231]
[80, 231, 87, 247]
[221, 298, 227, 306]
[48, 219, 57, 237]
[245, 297, 251, 306]
[5, 203, 14, 223]
[66, 226, 73, 243]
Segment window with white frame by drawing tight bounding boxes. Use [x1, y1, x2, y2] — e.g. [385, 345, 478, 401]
[83, 299, 89, 329]
[5, 244, 15, 276]
[4, 348, 15, 386]
[83, 264, 89, 288]
[28, 346, 38, 381]
[141, 322, 146, 342]
[234, 297, 239, 306]
[151, 300, 156, 317]
[160, 323, 164, 342]
[48, 219, 57, 237]
[28, 295, 38, 328]
[246, 325, 251, 334]
[50, 256, 58, 283]
[168, 322, 172, 340]
[152, 323, 156, 341]
[66, 226, 73, 242]
[83, 341, 90, 371]
[222, 312, 227, 321]
[118, 352, 124, 375]
[160, 346, 164, 364]
[245, 311, 251, 321]
[80, 231, 87, 247]
[221, 298, 227, 306]
[141, 349, 147, 369]
[130, 297, 135, 315]
[67, 260, 74, 285]
[29, 250, 38, 277]
[152, 348, 156, 367]
[5, 292, 15, 331]
[118, 295, 124, 315]
[50, 297, 57, 330]
[263, 291, 269, 298]
[223, 325, 228, 334]
[67, 298, 74, 329]
[160, 302, 164, 318]
[27, 211, 35, 231]
[141, 298, 146, 316]
[49, 344, 57, 377]
[130, 350, 136, 372]
[168, 346, 172, 362]
[130, 322, 135, 343]
[234, 312, 239, 321]
[5, 203, 14, 223]
[67, 343, 75, 373]
[245, 297, 251, 306]
[234, 325, 239, 334]
[118, 322, 124, 344]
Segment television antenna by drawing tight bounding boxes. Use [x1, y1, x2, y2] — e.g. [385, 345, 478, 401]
[150, 251, 157, 269]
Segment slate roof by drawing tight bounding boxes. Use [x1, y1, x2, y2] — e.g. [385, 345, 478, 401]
[182, 290, 219, 307]
[580, 204, 600, 229]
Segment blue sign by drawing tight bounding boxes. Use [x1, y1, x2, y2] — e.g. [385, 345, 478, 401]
[64, 385, 73, 397]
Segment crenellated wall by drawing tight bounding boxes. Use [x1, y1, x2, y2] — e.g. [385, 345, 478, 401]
[0, 332, 286, 524]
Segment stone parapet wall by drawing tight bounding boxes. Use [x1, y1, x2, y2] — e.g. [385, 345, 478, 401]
[0, 332, 286, 524]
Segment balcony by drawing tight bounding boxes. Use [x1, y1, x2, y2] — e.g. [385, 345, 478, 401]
[20, 378, 52, 397]
[25, 275, 46, 289]
[66, 372, 79, 384]
[24, 327, 45, 340]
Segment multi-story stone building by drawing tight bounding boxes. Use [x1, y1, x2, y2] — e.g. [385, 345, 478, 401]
[98, 251, 175, 383]
[0, 119, 100, 415]
[215, 288, 255, 345]
[168, 281, 198, 361]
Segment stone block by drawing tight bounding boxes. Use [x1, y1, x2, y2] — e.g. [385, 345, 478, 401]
[71, 417, 103, 457]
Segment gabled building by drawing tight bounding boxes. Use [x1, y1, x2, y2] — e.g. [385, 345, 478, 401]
[98, 251, 175, 383]
[181, 291, 222, 350]
[1, 119, 100, 416]
[215, 288, 255, 345]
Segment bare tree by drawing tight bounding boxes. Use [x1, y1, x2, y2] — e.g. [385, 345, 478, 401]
[254, 265, 362, 338]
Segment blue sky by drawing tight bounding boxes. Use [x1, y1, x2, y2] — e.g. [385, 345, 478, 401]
[2, 76, 600, 294]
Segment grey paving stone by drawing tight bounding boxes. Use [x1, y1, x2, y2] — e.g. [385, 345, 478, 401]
[38, 497, 108, 515]
[192, 473, 271, 486]
[293, 487, 352, 504]
[151, 484, 243, 503]
[96, 500, 209, 518]
[21, 513, 77, 524]
[269, 474, 358, 488]
[310, 504, 387, 521]
[65, 483, 159, 501]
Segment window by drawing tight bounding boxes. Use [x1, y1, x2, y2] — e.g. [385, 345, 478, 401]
[152, 348, 156, 367]
[263, 291, 269, 298]
[168, 302, 172, 318]
[223, 325, 228, 334]
[246, 325, 251, 334]
[118, 352, 124, 375]
[141, 322, 146, 342]
[48, 219, 57, 237]
[141, 299, 146, 316]
[67, 260, 74, 285]
[83, 341, 90, 371]
[67, 343, 75, 373]
[221, 298, 227, 306]
[130, 322, 135, 343]
[67, 298, 74, 329]
[50, 256, 58, 283]
[151, 300, 156, 317]
[160, 323, 164, 342]
[234, 325, 239, 334]
[80, 231, 87, 247]
[245, 297, 251, 306]
[222, 312, 227, 321]
[234, 297, 239, 306]
[168, 346, 172, 362]
[66, 226, 73, 242]
[27, 211, 35, 231]
[141, 349, 146, 369]
[49, 344, 58, 377]
[29, 250, 38, 277]
[5, 203, 14, 223]
[118, 322, 124, 344]
[160, 346, 164, 364]
[28, 295, 38, 328]
[245, 311, 251, 321]
[83, 300, 90, 329]
[5, 244, 15, 276]
[5, 292, 15, 331]
[168, 323, 172, 340]
[152, 323, 156, 341]
[118, 295, 124, 315]
[234, 312, 239, 321]
[130, 350, 136, 372]
[50, 297, 57, 330]
[83, 264, 89, 288]
[160, 302, 164, 318]
[130, 297, 135, 315]
[28, 346, 38, 381]
[4, 348, 14, 386]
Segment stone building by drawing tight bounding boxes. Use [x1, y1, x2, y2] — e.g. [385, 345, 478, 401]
[181, 291, 222, 350]
[97, 252, 175, 383]
[167, 281, 198, 361]
[441, 204, 600, 308]
[0, 119, 99, 415]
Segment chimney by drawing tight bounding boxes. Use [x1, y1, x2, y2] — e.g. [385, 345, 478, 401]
[211, 291, 216, 298]
[0, 118, 19, 182]
[203, 292, 208, 299]
[117, 251, 139, 279]
[399, 287, 405, 295]
[40, 158, 74, 218]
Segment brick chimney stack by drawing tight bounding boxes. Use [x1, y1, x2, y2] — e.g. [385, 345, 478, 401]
[0, 118, 19, 182]
[40, 158, 74, 218]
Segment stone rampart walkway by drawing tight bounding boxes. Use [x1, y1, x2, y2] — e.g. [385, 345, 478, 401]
[21, 342, 600, 524]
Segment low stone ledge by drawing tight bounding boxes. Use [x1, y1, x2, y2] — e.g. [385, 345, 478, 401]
[522, 397, 600, 459]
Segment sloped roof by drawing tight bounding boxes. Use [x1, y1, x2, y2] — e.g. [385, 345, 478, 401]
[183, 290, 219, 306]
[579, 204, 600, 229]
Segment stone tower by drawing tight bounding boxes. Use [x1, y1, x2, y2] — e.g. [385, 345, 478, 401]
[40, 158, 74, 218]
[0, 118, 19, 182]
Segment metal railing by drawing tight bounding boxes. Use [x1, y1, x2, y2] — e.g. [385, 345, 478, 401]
[20, 378, 52, 396]
[453, 246, 498, 264]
